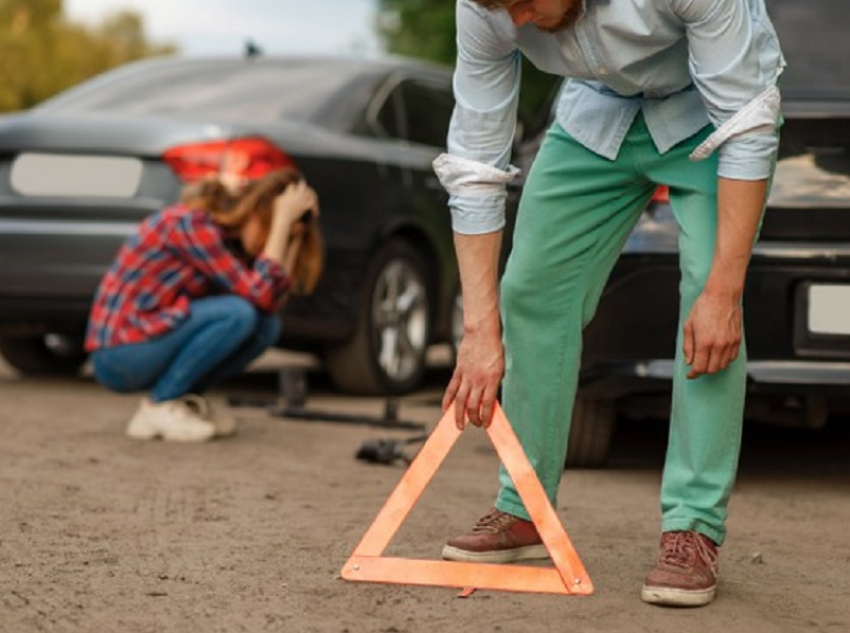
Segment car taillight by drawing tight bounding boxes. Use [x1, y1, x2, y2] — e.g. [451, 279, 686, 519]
[163, 137, 296, 183]
[651, 185, 670, 204]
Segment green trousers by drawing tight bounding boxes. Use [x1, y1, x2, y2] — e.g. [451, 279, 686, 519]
[496, 115, 748, 545]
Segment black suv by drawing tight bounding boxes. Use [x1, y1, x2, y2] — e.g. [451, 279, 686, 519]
[544, 0, 850, 465]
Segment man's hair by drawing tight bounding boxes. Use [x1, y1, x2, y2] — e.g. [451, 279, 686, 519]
[474, 0, 512, 7]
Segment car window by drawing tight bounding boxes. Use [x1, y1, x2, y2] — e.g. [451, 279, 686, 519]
[769, 118, 850, 208]
[399, 79, 454, 148]
[37, 59, 362, 127]
[374, 84, 405, 140]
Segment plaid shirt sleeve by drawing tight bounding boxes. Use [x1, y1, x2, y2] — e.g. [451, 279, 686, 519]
[170, 210, 291, 312]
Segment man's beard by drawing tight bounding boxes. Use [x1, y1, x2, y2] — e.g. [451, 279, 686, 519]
[540, 2, 583, 33]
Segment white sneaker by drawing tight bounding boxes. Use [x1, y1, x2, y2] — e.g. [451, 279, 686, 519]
[181, 394, 237, 438]
[126, 397, 217, 442]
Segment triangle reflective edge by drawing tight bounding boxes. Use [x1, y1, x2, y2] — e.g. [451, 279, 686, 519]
[340, 402, 593, 596]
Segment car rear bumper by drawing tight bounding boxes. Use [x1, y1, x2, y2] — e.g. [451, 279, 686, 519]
[580, 241, 850, 399]
[585, 358, 850, 391]
[0, 297, 92, 335]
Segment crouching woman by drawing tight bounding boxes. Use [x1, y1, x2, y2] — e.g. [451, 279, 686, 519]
[85, 169, 322, 442]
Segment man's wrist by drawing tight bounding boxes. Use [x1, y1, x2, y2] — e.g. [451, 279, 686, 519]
[703, 275, 745, 301]
[463, 309, 501, 337]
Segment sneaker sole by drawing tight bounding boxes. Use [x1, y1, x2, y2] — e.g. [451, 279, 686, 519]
[161, 430, 215, 442]
[126, 422, 215, 443]
[641, 584, 716, 607]
[441, 543, 549, 564]
[126, 420, 159, 440]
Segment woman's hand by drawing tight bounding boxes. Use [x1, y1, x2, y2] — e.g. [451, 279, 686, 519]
[263, 180, 318, 266]
[273, 180, 319, 228]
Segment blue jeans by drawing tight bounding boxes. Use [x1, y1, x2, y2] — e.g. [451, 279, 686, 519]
[92, 295, 281, 402]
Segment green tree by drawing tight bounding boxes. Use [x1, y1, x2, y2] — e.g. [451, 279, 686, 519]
[0, 0, 176, 113]
[377, 0, 561, 135]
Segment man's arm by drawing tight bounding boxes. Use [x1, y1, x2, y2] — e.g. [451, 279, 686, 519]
[442, 231, 504, 428]
[435, 0, 521, 426]
[675, 0, 783, 377]
[683, 177, 767, 378]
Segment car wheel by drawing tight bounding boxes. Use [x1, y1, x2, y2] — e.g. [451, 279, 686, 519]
[325, 239, 431, 395]
[0, 334, 87, 376]
[565, 393, 616, 468]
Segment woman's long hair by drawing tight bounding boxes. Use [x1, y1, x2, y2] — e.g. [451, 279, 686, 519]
[180, 169, 324, 294]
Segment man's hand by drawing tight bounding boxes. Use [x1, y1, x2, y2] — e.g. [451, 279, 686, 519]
[682, 176, 768, 379]
[683, 288, 742, 379]
[442, 319, 504, 430]
[444, 231, 505, 429]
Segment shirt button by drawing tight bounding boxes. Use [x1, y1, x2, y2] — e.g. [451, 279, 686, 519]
[597, 66, 607, 75]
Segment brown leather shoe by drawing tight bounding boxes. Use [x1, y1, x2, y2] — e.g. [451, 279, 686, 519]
[641, 530, 719, 607]
[441, 508, 549, 564]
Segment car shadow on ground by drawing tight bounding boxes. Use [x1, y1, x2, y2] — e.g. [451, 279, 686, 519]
[220, 363, 850, 484]
[605, 413, 850, 478]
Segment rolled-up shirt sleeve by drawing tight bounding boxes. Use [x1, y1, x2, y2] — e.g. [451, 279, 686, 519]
[435, 0, 522, 235]
[676, 0, 785, 180]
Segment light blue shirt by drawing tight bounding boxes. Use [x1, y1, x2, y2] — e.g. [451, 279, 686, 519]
[439, 0, 786, 234]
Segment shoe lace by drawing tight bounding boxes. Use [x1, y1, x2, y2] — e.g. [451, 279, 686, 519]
[469, 509, 518, 534]
[695, 534, 719, 573]
[660, 531, 696, 569]
[660, 531, 718, 572]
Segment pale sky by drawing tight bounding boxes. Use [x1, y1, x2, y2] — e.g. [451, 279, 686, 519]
[64, 0, 383, 57]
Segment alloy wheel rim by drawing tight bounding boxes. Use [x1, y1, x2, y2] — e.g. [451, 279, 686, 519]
[371, 260, 428, 383]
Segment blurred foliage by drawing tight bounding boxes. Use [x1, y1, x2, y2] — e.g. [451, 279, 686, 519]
[0, 0, 176, 112]
[376, 0, 561, 135]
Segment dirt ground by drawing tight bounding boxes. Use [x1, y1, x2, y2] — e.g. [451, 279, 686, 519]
[1, 351, 848, 633]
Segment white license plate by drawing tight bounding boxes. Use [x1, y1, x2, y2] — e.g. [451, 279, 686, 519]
[10, 153, 143, 198]
[808, 285, 850, 335]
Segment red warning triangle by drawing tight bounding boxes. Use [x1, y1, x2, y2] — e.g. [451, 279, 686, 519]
[341, 402, 593, 595]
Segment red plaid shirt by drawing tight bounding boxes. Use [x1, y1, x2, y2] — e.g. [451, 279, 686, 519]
[85, 204, 290, 351]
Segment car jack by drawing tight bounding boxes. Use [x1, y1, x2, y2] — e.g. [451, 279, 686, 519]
[354, 434, 430, 466]
[229, 367, 426, 431]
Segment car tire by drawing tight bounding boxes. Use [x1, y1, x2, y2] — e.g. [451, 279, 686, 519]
[324, 239, 432, 395]
[565, 393, 616, 468]
[0, 334, 87, 376]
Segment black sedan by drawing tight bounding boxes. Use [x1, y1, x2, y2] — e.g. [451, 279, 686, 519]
[0, 54, 460, 395]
